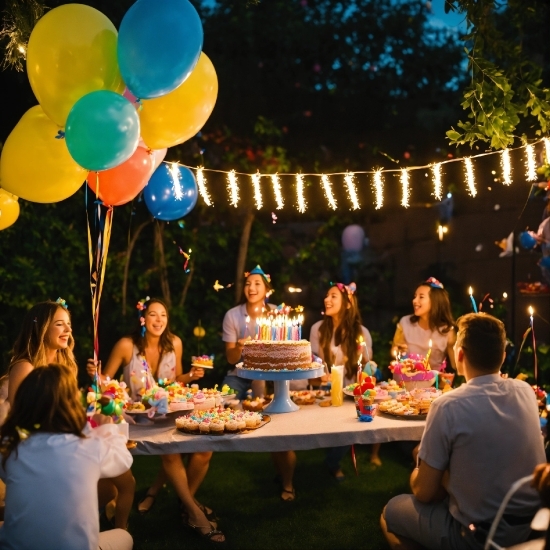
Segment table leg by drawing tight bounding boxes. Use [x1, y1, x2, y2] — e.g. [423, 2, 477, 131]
[263, 380, 299, 414]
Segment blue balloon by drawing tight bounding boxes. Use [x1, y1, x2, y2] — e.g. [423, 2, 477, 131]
[118, 0, 203, 99]
[519, 231, 537, 250]
[143, 164, 198, 221]
[540, 256, 550, 269]
[65, 91, 140, 171]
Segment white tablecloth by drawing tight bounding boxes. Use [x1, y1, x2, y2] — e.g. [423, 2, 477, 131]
[129, 400, 426, 455]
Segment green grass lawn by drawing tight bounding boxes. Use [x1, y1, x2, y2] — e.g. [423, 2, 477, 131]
[126, 442, 414, 549]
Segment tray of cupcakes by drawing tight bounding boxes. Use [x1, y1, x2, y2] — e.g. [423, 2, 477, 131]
[175, 407, 271, 435]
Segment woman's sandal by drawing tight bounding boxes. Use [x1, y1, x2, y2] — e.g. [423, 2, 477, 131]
[280, 488, 295, 502]
[180, 500, 219, 524]
[185, 521, 226, 544]
[137, 492, 157, 515]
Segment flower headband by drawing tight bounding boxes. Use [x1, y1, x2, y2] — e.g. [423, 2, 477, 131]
[331, 282, 357, 297]
[55, 297, 68, 309]
[136, 296, 151, 336]
[244, 265, 271, 284]
[424, 277, 444, 290]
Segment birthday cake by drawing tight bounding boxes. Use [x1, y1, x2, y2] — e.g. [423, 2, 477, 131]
[241, 340, 314, 371]
[191, 355, 214, 368]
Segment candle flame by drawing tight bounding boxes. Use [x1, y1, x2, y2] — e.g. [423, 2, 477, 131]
[468, 286, 473, 296]
[428, 339, 432, 348]
[528, 306, 534, 316]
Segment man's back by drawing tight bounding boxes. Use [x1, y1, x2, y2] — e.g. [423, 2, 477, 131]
[420, 373, 545, 526]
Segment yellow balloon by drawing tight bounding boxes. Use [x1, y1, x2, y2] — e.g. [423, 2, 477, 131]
[0, 189, 20, 230]
[140, 53, 218, 149]
[1, 106, 88, 203]
[27, 4, 123, 127]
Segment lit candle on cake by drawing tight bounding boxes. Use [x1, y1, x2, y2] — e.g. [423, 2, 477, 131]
[357, 353, 363, 384]
[468, 287, 478, 313]
[244, 315, 250, 338]
[425, 339, 432, 367]
[529, 306, 538, 385]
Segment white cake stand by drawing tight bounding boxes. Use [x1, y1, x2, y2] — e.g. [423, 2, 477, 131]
[236, 366, 325, 414]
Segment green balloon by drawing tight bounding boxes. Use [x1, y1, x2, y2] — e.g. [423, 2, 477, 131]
[101, 399, 115, 416]
[65, 90, 140, 171]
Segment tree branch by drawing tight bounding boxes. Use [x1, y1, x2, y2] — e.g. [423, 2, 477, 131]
[234, 208, 255, 305]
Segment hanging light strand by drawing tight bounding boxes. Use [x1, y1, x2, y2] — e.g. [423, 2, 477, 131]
[296, 174, 307, 213]
[227, 169, 239, 207]
[271, 173, 284, 209]
[431, 163, 442, 200]
[400, 168, 410, 208]
[464, 158, 477, 197]
[525, 144, 537, 181]
[373, 170, 384, 210]
[344, 172, 360, 210]
[196, 167, 213, 206]
[251, 172, 263, 210]
[321, 174, 337, 210]
[169, 162, 183, 200]
[500, 149, 513, 186]
[544, 138, 550, 165]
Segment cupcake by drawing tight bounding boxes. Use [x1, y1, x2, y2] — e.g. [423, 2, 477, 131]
[225, 419, 239, 433]
[193, 392, 206, 405]
[210, 419, 224, 435]
[199, 419, 211, 434]
[175, 417, 186, 430]
[186, 419, 199, 433]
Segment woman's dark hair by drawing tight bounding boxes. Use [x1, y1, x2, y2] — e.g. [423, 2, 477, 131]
[9, 301, 77, 374]
[410, 283, 455, 334]
[132, 298, 175, 362]
[319, 285, 363, 380]
[1, 363, 86, 466]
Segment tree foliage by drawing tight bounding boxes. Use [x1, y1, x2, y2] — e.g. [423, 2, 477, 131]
[446, 0, 550, 149]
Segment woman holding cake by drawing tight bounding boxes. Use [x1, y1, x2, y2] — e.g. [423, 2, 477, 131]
[7, 300, 135, 532]
[309, 282, 380, 474]
[391, 277, 456, 372]
[92, 298, 224, 542]
[223, 266, 297, 502]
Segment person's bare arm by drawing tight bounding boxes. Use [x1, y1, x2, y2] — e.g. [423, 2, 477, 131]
[225, 339, 247, 365]
[390, 324, 407, 359]
[8, 361, 34, 404]
[100, 338, 133, 382]
[174, 336, 205, 384]
[446, 329, 457, 371]
[410, 460, 446, 503]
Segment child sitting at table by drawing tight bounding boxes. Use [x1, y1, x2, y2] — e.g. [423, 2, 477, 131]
[0, 363, 134, 550]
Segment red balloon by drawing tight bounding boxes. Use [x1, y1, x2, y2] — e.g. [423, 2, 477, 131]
[87, 146, 153, 206]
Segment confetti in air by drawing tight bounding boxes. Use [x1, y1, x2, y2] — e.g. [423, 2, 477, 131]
[525, 144, 537, 182]
[227, 169, 239, 207]
[464, 158, 477, 197]
[252, 172, 263, 210]
[296, 174, 307, 213]
[431, 163, 442, 200]
[344, 172, 360, 210]
[196, 167, 213, 206]
[271, 174, 284, 210]
[321, 175, 337, 210]
[400, 169, 410, 208]
[500, 149, 512, 186]
[373, 170, 384, 210]
[169, 163, 183, 200]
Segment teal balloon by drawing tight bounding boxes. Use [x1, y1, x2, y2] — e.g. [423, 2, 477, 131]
[65, 90, 140, 171]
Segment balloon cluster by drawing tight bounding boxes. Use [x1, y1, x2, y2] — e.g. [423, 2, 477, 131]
[0, 0, 218, 225]
[86, 379, 130, 423]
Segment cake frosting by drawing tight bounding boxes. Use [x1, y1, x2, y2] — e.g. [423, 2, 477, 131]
[241, 340, 314, 371]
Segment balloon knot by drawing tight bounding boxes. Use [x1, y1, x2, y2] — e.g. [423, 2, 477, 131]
[55, 130, 65, 139]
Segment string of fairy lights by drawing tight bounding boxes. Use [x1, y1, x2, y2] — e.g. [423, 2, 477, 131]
[169, 138, 550, 211]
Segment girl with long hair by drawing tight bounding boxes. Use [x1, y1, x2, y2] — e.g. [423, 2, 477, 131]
[310, 282, 380, 475]
[391, 277, 456, 371]
[92, 298, 224, 542]
[222, 266, 297, 501]
[9, 300, 135, 532]
[0, 363, 133, 550]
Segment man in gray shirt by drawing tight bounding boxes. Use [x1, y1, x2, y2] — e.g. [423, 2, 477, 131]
[381, 313, 545, 550]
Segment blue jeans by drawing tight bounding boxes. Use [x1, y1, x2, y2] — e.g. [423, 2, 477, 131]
[222, 374, 252, 400]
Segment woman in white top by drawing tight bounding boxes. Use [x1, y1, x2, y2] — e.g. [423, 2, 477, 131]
[310, 282, 380, 475]
[93, 298, 224, 542]
[8, 300, 135, 531]
[391, 277, 456, 371]
[0, 363, 133, 550]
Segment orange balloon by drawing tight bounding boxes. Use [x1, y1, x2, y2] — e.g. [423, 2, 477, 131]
[87, 146, 152, 206]
[0, 189, 20, 230]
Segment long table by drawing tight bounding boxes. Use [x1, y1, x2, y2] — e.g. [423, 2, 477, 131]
[129, 400, 426, 455]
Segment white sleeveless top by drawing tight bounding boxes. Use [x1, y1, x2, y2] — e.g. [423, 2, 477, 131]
[399, 315, 453, 369]
[122, 344, 176, 397]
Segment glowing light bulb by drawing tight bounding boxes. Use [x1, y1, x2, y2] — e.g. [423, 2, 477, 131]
[321, 175, 337, 210]
[525, 144, 537, 182]
[464, 158, 477, 197]
[227, 169, 239, 207]
[271, 174, 284, 210]
[431, 163, 442, 200]
[196, 167, 213, 206]
[252, 172, 263, 210]
[344, 172, 360, 210]
[296, 174, 307, 213]
[373, 170, 384, 210]
[169, 163, 183, 200]
[400, 168, 410, 208]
